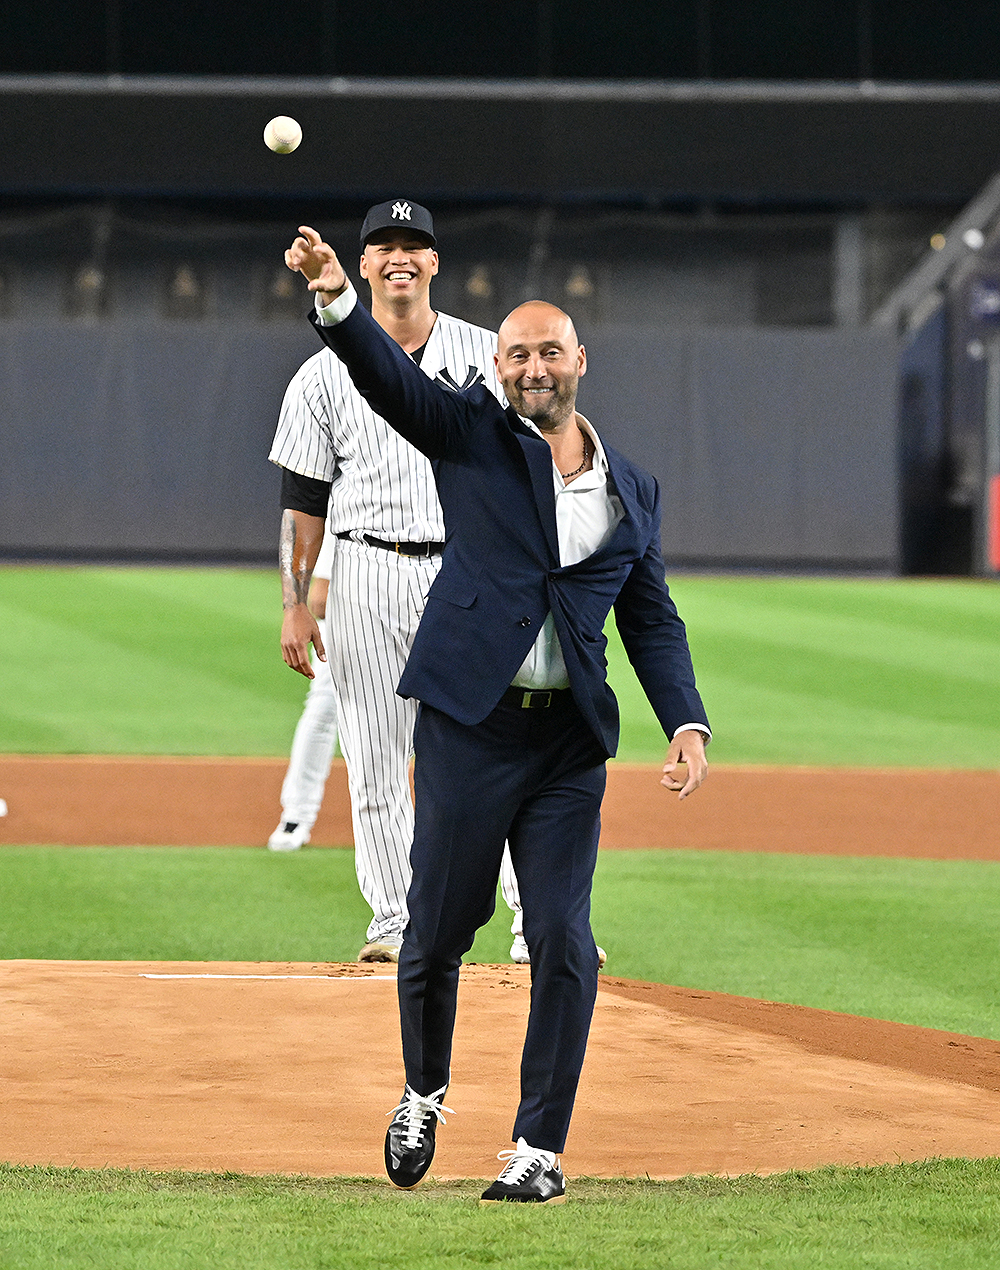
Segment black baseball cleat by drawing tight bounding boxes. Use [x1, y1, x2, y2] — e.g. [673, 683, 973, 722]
[479, 1138, 567, 1205]
[384, 1083, 453, 1189]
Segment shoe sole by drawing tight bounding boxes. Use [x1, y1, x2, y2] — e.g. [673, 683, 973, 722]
[479, 1194, 566, 1206]
[358, 947, 401, 963]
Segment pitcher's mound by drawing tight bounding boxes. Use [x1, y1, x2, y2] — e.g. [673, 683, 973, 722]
[4, 960, 1000, 1179]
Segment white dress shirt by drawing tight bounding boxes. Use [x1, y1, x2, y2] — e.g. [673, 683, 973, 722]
[512, 415, 623, 690]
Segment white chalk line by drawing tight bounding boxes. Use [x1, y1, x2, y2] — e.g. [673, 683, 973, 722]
[140, 973, 396, 981]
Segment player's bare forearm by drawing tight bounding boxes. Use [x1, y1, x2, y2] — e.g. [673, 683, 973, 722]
[278, 508, 327, 676]
[285, 225, 349, 306]
[279, 508, 323, 607]
[661, 729, 709, 800]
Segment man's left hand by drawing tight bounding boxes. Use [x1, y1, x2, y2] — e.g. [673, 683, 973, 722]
[661, 730, 709, 800]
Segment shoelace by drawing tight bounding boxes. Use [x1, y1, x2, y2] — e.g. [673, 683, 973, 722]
[495, 1140, 557, 1186]
[386, 1084, 455, 1150]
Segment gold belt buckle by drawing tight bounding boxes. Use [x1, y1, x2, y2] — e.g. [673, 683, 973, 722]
[521, 690, 552, 709]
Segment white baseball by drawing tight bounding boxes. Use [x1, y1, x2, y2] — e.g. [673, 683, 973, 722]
[264, 116, 303, 154]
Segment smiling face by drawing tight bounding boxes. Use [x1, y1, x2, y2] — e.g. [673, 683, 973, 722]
[359, 229, 439, 307]
[495, 302, 586, 432]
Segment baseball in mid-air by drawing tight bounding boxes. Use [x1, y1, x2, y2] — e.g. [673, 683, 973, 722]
[263, 116, 303, 154]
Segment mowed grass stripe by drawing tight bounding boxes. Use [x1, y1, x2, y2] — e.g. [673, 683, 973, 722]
[0, 606, 296, 756]
[1, 568, 998, 764]
[0, 567, 305, 755]
[590, 849, 1000, 1039]
[611, 575, 1000, 765]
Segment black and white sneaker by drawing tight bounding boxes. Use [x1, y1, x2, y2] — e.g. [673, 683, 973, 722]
[479, 1137, 567, 1205]
[384, 1083, 453, 1188]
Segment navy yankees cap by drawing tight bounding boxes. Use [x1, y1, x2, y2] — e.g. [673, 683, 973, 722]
[360, 199, 436, 248]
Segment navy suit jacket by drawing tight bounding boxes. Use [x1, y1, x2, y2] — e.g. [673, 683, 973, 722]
[311, 301, 709, 759]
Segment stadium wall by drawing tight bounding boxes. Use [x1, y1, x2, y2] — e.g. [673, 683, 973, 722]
[0, 322, 899, 570]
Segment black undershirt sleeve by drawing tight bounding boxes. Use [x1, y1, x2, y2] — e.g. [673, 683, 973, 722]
[280, 468, 332, 517]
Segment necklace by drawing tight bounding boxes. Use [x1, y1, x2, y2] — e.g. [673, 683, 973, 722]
[560, 435, 592, 480]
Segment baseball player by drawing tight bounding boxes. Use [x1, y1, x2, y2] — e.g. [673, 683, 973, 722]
[268, 529, 339, 852]
[270, 199, 527, 963]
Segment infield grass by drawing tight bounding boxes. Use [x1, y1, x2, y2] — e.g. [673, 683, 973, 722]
[1, 1159, 999, 1269]
[1, 567, 998, 766]
[4, 844, 1000, 1039]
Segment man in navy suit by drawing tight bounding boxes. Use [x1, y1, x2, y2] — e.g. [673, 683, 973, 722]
[285, 226, 710, 1205]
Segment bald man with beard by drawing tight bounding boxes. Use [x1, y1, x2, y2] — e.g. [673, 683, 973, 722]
[285, 227, 711, 1204]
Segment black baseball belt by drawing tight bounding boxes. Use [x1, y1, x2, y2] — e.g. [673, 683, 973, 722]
[336, 531, 444, 558]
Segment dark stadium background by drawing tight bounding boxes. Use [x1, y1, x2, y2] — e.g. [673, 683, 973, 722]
[3, 1, 997, 82]
[2, 0, 1000, 575]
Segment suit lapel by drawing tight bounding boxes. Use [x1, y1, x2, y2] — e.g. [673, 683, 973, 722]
[604, 449, 639, 529]
[587, 451, 640, 562]
[509, 411, 561, 563]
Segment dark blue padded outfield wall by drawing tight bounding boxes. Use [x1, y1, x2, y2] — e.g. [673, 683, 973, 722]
[0, 321, 899, 570]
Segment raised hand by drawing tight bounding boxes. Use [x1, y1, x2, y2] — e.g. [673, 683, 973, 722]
[285, 225, 349, 302]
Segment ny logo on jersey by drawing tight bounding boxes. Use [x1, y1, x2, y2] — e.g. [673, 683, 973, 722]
[435, 366, 487, 393]
[391, 201, 412, 221]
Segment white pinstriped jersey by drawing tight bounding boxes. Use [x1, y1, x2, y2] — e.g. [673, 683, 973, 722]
[269, 311, 503, 540]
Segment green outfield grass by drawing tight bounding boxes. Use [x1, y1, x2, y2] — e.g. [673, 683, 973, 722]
[612, 574, 1000, 765]
[2, 1160, 999, 1270]
[1, 567, 998, 766]
[3, 844, 1000, 1040]
[0, 566, 302, 756]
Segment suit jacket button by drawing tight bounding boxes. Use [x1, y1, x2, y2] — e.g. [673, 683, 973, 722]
[520, 617, 532, 627]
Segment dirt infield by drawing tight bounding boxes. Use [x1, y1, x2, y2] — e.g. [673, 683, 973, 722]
[2, 755, 1000, 1179]
[5, 960, 1000, 1180]
[3, 754, 999, 859]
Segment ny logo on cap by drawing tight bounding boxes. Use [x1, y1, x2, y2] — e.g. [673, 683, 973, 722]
[391, 201, 412, 221]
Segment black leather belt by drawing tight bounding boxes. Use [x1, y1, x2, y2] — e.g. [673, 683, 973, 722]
[500, 686, 573, 710]
[336, 531, 444, 557]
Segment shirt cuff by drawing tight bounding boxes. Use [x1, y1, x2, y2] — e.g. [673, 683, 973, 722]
[672, 723, 711, 744]
[315, 283, 357, 326]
